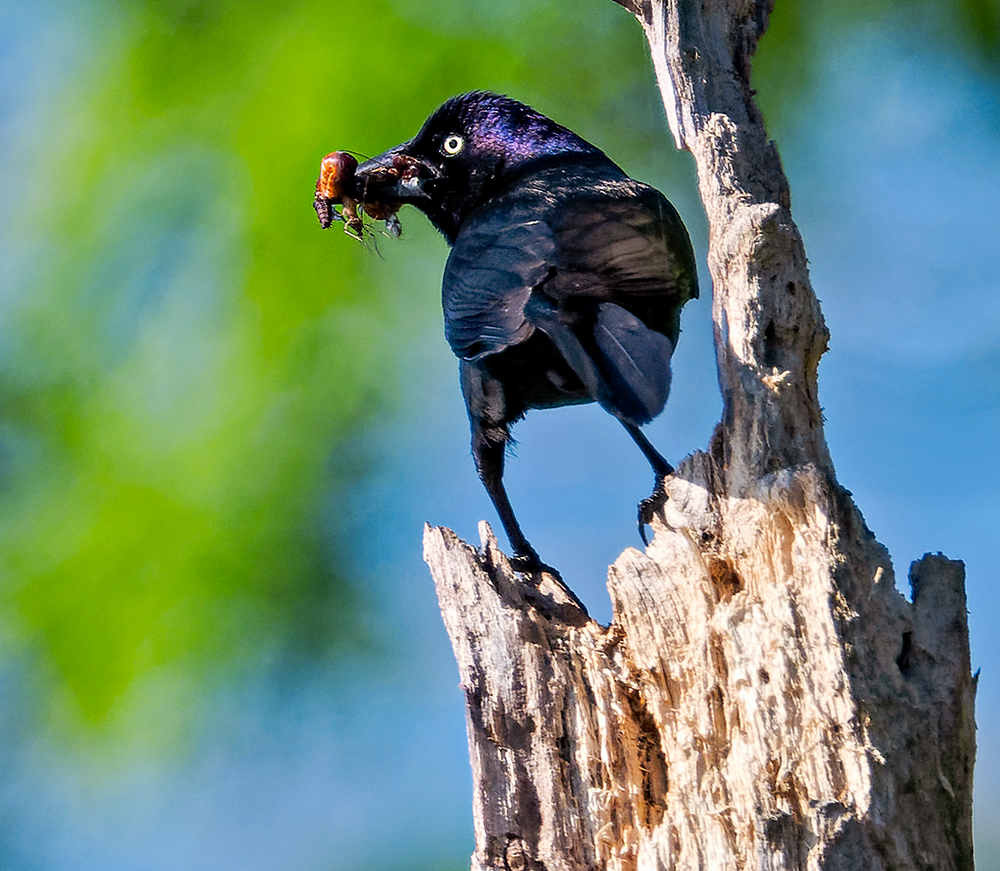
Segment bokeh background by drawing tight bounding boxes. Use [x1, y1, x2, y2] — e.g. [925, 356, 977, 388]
[1, 0, 997, 868]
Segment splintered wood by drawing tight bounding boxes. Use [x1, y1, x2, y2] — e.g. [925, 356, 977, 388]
[425, 461, 973, 870]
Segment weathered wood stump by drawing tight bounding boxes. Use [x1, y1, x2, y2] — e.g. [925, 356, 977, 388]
[425, 496, 973, 869]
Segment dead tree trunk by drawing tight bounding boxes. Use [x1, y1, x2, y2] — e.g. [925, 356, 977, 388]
[423, 1, 976, 869]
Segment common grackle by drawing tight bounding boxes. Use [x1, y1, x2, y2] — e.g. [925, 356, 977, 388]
[343, 92, 698, 576]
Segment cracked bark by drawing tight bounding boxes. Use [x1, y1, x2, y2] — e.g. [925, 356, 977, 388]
[423, 1, 976, 868]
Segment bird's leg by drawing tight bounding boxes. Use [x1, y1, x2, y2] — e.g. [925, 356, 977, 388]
[471, 426, 589, 616]
[462, 359, 555, 576]
[619, 420, 674, 546]
[470, 423, 547, 573]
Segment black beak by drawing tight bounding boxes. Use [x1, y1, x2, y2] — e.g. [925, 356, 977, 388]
[351, 144, 439, 207]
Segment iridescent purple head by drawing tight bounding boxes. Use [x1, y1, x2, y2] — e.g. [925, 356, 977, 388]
[421, 91, 599, 163]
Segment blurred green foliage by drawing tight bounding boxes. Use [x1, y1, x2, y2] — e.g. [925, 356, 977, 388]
[0, 0, 661, 735]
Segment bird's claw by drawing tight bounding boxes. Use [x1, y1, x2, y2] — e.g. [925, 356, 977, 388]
[510, 550, 589, 617]
[510, 550, 561, 583]
[637, 479, 669, 546]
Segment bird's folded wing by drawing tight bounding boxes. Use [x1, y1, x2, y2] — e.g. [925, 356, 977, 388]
[442, 172, 697, 365]
[547, 184, 699, 341]
[442, 209, 556, 360]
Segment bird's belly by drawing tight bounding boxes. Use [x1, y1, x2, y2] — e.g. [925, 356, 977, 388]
[531, 367, 593, 410]
[480, 332, 593, 415]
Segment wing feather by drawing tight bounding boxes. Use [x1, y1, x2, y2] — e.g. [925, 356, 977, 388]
[442, 202, 555, 360]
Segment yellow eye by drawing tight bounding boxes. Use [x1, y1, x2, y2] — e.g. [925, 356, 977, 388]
[441, 134, 464, 156]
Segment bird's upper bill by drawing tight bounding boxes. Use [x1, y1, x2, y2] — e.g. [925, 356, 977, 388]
[351, 145, 440, 207]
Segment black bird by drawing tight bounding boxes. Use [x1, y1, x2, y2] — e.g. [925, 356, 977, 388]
[348, 92, 698, 575]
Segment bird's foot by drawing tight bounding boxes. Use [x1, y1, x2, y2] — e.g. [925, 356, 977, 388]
[510, 549, 561, 582]
[638, 477, 669, 546]
[511, 550, 589, 619]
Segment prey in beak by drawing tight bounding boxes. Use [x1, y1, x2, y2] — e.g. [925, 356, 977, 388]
[313, 145, 438, 241]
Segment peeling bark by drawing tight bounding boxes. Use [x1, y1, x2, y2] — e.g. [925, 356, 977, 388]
[423, 1, 976, 868]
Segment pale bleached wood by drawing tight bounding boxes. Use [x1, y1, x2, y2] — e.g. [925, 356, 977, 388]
[424, 1, 975, 868]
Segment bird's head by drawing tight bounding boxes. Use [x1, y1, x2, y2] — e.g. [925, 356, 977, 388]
[349, 92, 601, 241]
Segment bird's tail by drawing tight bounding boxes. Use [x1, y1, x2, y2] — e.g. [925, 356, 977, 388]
[591, 303, 673, 425]
[526, 296, 673, 426]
